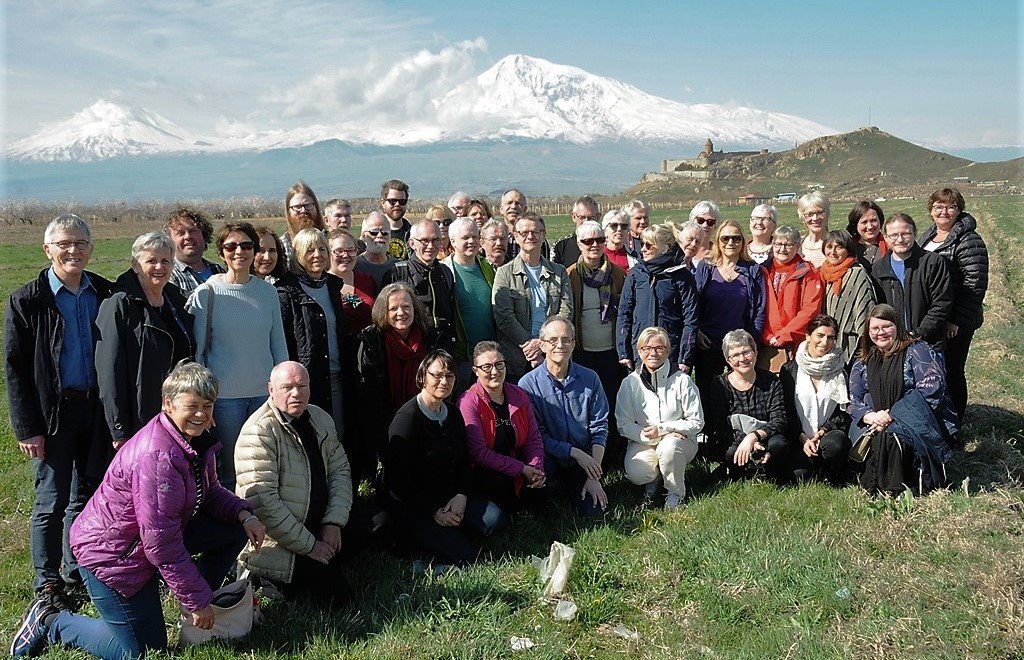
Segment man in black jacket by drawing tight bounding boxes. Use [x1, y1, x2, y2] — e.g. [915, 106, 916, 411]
[382, 220, 457, 350]
[871, 213, 953, 347]
[552, 196, 600, 268]
[5, 214, 112, 611]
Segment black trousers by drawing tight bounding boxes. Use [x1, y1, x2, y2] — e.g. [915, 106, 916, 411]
[725, 433, 790, 481]
[944, 327, 975, 421]
[790, 429, 851, 484]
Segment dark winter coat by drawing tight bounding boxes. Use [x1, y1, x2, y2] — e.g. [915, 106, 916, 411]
[917, 212, 988, 331]
[870, 245, 953, 346]
[381, 255, 456, 351]
[617, 255, 699, 367]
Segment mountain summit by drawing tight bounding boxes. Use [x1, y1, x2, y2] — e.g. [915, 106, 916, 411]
[5, 55, 835, 162]
[4, 100, 200, 162]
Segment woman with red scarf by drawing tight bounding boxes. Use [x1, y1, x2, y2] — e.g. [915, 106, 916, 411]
[357, 282, 440, 479]
[846, 201, 888, 269]
[820, 230, 877, 367]
[761, 226, 824, 372]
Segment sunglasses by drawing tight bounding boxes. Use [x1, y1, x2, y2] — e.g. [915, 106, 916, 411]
[365, 229, 390, 237]
[606, 223, 628, 231]
[384, 198, 408, 206]
[434, 218, 454, 226]
[580, 236, 606, 247]
[222, 241, 255, 252]
[720, 235, 743, 244]
[694, 216, 717, 226]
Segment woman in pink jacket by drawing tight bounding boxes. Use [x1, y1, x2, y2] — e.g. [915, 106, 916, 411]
[458, 341, 547, 515]
[11, 363, 265, 660]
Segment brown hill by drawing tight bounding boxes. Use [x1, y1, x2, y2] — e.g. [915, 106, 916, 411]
[623, 127, 1023, 203]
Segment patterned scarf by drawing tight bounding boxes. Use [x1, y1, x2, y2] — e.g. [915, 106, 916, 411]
[299, 271, 328, 289]
[576, 257, 617, 324]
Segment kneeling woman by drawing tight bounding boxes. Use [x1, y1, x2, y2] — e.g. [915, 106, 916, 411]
[616, 327, 704, 509]
[780, 315, 852, 485]
[848, 304, 956, 495]
[12, 363, 265, 659]
[384, 351, 501, 567]
[458, 341, 547, 514]
[704, 329, 790, 480]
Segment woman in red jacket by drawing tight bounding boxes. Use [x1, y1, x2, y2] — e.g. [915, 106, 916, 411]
[761, 226, 824, 372]
[458, 341, 547, 514]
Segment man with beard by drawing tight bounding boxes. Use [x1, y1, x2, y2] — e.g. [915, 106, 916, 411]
[380, 180, 412, 260]
[165, 207, 225, 295]
[354, 212, 396, 290]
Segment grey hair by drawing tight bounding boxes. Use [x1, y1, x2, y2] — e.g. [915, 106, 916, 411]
[722, 329, 757, 360]
[677, 219, 706, 238]
[448, 217, 478, 239]
[774, 225, 802, 245]
[539, 316, 575, 341]
[750, 204, 778, 222]
[688, 201, 720, 222]
[44, 213, 91, 243]
[480, 218, 508, 238]
[622, 199, 650, 216]
[797, 190, 831, 214]
[161, 361, 219, 403]
[361, 211, 389, 233]
[602, 209, 628, 228]
[131, 231, 174, 263]
[448, 191, 470, 206]
[575, 220, 603, 240]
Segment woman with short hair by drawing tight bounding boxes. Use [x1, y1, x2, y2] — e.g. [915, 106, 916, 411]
[189, 222, 288, 490]
[846, 201, 888, 267]
[458, 341, 546, 514]
[602, 209, 635, 273]
[761, 225, 824, 372]
[385, 351, 501, 567]
[253, 226, 288, 283]
[671, 220, 708, 272]
[917, 187, 989, 422]
[703, 330, 790, 478]
[848, 304, 957, 495]
[797, 191, 831, 267]
[779, 315, 851, 484]
[617, 223, 698, 372]
[616, 327, 704, 509]
[95, 232, 195, 457]
[11, 363, 265, 660]
[747, 204, 778, 265]
[819, 230, 877, 366]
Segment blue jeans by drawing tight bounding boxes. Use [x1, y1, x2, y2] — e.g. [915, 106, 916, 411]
[32, 395, 96, 591]
[48, 512, 247, 660]
[212, 396, 265, 490]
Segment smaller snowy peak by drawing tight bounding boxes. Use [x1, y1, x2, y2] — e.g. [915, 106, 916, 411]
[4, 100, 201, 162]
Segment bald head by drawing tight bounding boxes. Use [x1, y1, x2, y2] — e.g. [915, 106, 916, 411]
[269, 361, 310, 417]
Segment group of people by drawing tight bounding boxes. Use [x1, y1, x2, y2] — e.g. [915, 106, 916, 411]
[6, 180, 987, 659]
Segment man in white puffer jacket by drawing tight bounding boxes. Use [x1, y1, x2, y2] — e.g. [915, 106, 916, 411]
[615, 327, 704, 509]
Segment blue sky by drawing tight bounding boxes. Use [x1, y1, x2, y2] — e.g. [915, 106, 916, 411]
[3, 0, 1020, 148]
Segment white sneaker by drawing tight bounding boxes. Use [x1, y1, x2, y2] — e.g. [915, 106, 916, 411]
[664, 493, 681, 509]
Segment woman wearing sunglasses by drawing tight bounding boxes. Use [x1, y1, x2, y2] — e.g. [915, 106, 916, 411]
[458, 341, 546, 517]
[188, 222, 288, 490]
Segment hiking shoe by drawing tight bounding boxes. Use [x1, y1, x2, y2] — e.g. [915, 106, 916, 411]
[10, 598, 58, 657]
[38, 582, 74, 614]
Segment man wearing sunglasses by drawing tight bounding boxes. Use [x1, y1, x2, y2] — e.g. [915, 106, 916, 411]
[553, 196, 600, 268]
[354, 212, 397, 291]
[380, 179, 413, 249]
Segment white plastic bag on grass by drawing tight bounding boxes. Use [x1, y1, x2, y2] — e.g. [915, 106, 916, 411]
[531, 541, 575, 597]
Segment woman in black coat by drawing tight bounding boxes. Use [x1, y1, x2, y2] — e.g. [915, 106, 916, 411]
[917, 188, 989, 422]
[95, 232, 195, 454]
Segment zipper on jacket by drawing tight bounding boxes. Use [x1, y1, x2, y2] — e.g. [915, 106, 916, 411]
[119, 535, 140, 559]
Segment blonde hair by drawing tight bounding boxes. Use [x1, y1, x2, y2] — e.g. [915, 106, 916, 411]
[636, 326, 670, 354]
[291, 227, 328, 273]
[709, 220, 751, 263]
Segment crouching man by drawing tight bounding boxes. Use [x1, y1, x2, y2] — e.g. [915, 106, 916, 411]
[235, 361, 356, 608]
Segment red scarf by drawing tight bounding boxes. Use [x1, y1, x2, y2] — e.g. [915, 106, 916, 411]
[769, 257, 801, 294]
[384, 325, 425, 409]
[819, 256, 856, 296]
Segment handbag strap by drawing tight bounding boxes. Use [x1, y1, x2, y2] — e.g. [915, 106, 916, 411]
[203, 285, 215, 365]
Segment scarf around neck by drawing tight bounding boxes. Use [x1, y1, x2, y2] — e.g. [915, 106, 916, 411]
[384, 324, 425, 408]
[794, 339, 850, 407]
[576, 257, 617, 323]
[299, 272, 328, 289]
[819, 257, 856, 297]
[769, 256, 800, 294]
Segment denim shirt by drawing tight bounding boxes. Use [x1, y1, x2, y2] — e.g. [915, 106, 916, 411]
[519, 361, 609, 463]
[48, 268, 99, 390]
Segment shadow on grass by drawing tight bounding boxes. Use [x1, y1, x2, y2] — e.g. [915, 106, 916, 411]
[950, 403, 1024, 492]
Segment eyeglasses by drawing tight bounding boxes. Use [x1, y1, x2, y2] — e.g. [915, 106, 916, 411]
[869, 324, 896, 336]
[579, 236, 606, 247]
[222, 241, 255, 252]
[481, 234, 505, 242]
[932, 205, 958, 214]
[365, 229, 390, 237]
[450, 205, 465, 212]
[750, 216, 775, 224]
[606, 223, 628, 231]
[542, 337, 575, 347]
[638, 344, 668, 354]
[720, 235, 743, 244]
[473, 361, 506, 373]
[414, 237, 441, 246]
[427, 370, 456, 382]
[384, 198, 408, 206]
[694, 216, 716, 226]
[332, 248, 358, 257]
[48, 240, 92, 251]
[727, 348, 755, 360]
[772, 242, 796, 250]
[516, 230, 543, 238]
[886, 231, 915, 240]
[289, 203, 316, 213]
[803, 210, 827, 218]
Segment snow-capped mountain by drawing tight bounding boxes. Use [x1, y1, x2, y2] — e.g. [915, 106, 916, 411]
[4, 100, 202, 162]
[4, 55, 835, 162]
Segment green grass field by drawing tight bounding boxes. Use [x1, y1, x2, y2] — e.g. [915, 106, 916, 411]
[1, 198, 1023, 658]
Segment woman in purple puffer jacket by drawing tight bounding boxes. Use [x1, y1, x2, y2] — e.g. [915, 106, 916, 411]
[11, 362, 265, 660]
